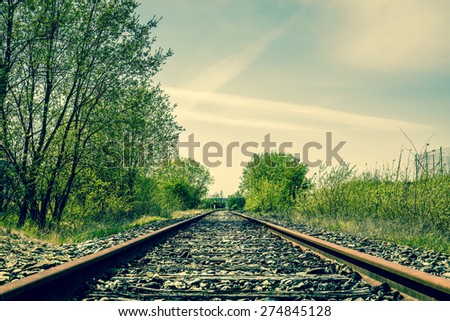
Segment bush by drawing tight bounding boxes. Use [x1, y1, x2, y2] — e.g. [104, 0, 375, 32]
[226, 194, 246, 210]
[200, 198, 213, 209]
[152, 158, 213, 211]
[240, 152, 309, 214]
[245, 179, 292, 214]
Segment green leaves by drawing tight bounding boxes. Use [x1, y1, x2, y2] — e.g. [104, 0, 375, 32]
[240, 152, 310, 214]
[1, 0, 180, 229]
[226, 192, 245, 210]
[152, 158, 213, 212]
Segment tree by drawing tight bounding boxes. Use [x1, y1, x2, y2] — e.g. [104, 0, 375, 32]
[1, 0, 176, 228]
[94, 84, 182, 206]
[226, 192, 245, 210]
[153, 158, 213, 211]
[240, 152, 309, 213]
[66, 84, 182, 226]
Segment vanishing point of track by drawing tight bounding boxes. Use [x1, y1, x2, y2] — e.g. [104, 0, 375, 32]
[0, 211, 449, 301]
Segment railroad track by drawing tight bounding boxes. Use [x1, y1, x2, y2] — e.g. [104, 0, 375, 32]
[0, 211, 449, 301]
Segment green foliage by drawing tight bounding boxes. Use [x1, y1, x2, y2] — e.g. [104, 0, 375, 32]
[240, 152, 309, 214]
[297, 165, 449, 231]
[244, 179, 291, 213]
[0, 0, 182, 230]
[200, 198, 213, 209]
[296, 165, 450, 252]
[152, 158, 214, 212]
[226, 192, 246, 210]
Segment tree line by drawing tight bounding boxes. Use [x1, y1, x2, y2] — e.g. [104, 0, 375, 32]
[0, 0, 212, 231]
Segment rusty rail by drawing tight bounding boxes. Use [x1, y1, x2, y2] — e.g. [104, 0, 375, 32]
[0, 211, 215, 301]
[233, 211, 450, 301]
[3, 209, 449, 301]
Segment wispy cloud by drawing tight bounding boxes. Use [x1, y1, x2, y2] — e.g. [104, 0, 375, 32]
[185, 15, 297, 92]
[324, 0, 450, 71]
[167, 87, 433, 132]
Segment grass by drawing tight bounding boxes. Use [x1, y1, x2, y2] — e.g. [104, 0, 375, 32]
[0, 210, 202, 245]
[293, 215, 449, 253]
[170, 209, 203, 219]
[294, 164, 450, 253]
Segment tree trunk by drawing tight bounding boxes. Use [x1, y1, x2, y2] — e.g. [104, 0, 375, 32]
[53, 173, 75, 224]
[17, 203, 27, 227]
[52, 154, 79, 224]
[0, 169, 5, 213]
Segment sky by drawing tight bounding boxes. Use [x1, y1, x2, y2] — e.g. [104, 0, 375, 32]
[137, 0, 450, 195]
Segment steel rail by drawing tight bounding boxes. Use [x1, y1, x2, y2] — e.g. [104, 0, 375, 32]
[0, 211, 216, 301]
[232, 211, 450, 301]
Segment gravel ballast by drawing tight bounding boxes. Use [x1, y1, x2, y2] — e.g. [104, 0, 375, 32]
[0, 215, 197, 286]
[79, 212, 400, 301]
[1, 210, 449, 290]
[249, 213, 450, 279]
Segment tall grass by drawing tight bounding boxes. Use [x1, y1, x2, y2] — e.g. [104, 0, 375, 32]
[295, 163, 450, 253]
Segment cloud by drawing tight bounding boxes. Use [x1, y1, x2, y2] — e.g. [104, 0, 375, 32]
[185, 15, 297, 92]
[323, 0, 450, 71]
[166, 87, 433, 132]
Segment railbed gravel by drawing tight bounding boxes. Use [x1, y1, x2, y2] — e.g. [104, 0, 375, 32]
[247, 213, 450, 279]
[0, 215, 198, 285]
[1, 210, 448, 295]
[78, 212, 401, 301]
